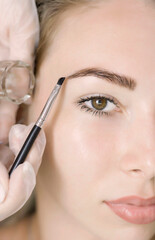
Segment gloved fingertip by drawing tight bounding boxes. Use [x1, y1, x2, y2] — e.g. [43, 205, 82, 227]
[9, 124, 26, 140]
[23, 162, 36, 198]
[9, 124, 27, 154]
[36, 129, 46, 155]
[0, 183, 6, 204]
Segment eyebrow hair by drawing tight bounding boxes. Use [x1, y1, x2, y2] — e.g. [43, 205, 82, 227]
[66, 67, 137, 90]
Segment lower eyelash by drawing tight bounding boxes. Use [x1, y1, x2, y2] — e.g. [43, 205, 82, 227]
[76, 101, 112, 118]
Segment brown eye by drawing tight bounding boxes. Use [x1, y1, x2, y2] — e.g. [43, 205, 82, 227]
[92, 98, 107, 110]
[77, 95, 119, 117]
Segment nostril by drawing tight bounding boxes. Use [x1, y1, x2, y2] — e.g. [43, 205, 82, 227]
[129, 169, 143, 176]
[132, 169, 141, 172]
[129, 169, 144, 177]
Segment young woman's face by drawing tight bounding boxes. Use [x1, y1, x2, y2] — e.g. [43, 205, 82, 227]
[29, 0, 155, 239]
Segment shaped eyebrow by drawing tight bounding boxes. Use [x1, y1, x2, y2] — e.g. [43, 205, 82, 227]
[67, 67, 137, 90]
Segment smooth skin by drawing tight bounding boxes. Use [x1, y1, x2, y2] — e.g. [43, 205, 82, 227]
[1, 0, 155, 239]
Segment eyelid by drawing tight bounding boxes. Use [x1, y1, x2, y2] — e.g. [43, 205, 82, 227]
[79, 93, 120, 106]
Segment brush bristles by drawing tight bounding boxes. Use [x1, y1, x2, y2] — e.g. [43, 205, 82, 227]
[57, 77, 65, 86]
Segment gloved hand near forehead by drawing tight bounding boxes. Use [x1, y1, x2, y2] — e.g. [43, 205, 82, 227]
[0, 1, 40, 222]
[0, 0, 39, 143]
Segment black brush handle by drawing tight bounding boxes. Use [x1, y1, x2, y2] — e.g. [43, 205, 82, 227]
[9, 125, 41, 178]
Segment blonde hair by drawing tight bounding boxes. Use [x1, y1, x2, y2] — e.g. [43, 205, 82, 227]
[35, 0, 98, 72]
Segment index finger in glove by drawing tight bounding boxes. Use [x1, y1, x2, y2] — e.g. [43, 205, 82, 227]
[0, 0, 39, 65]
[9, 0, 40, 66]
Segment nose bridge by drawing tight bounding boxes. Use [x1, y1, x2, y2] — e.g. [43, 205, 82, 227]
[136, 113, 155, 151]
[137, 108, 155, 149]
[120, 112, 155, 180]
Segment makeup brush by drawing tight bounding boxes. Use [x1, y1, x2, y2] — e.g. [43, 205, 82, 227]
[9, 77, 65, 177]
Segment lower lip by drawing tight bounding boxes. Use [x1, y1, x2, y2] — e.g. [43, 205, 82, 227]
[105, 202, 155, 224]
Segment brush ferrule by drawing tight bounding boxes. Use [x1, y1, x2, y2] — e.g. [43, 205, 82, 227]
[36, 84, 61, 128]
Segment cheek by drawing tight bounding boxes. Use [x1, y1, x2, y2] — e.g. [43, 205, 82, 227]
[44, 112, 125, 231]
[45, 113, 120, 198]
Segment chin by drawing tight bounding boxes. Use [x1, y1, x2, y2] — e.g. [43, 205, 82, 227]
[96, 223, 155, 240]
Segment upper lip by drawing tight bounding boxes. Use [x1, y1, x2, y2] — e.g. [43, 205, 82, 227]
[105, 196, 155, 206]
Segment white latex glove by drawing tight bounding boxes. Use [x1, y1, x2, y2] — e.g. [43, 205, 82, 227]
[0, 124, 46, 222]
[0, 0, 39, 143]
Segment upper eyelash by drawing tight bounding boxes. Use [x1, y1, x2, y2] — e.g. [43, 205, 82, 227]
[76, 94, 120, 117]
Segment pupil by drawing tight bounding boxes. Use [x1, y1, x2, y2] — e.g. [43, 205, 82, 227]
[97, 99, 102, 105]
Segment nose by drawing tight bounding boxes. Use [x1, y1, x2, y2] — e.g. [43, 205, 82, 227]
[119, 113, 155, 181]
[120, 151, 155, 180]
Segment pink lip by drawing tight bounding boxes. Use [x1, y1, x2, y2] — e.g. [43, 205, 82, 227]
[104, 196, 155, 224]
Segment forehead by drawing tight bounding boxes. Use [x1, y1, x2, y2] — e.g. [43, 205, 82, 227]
[47, 0, 155, 89]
